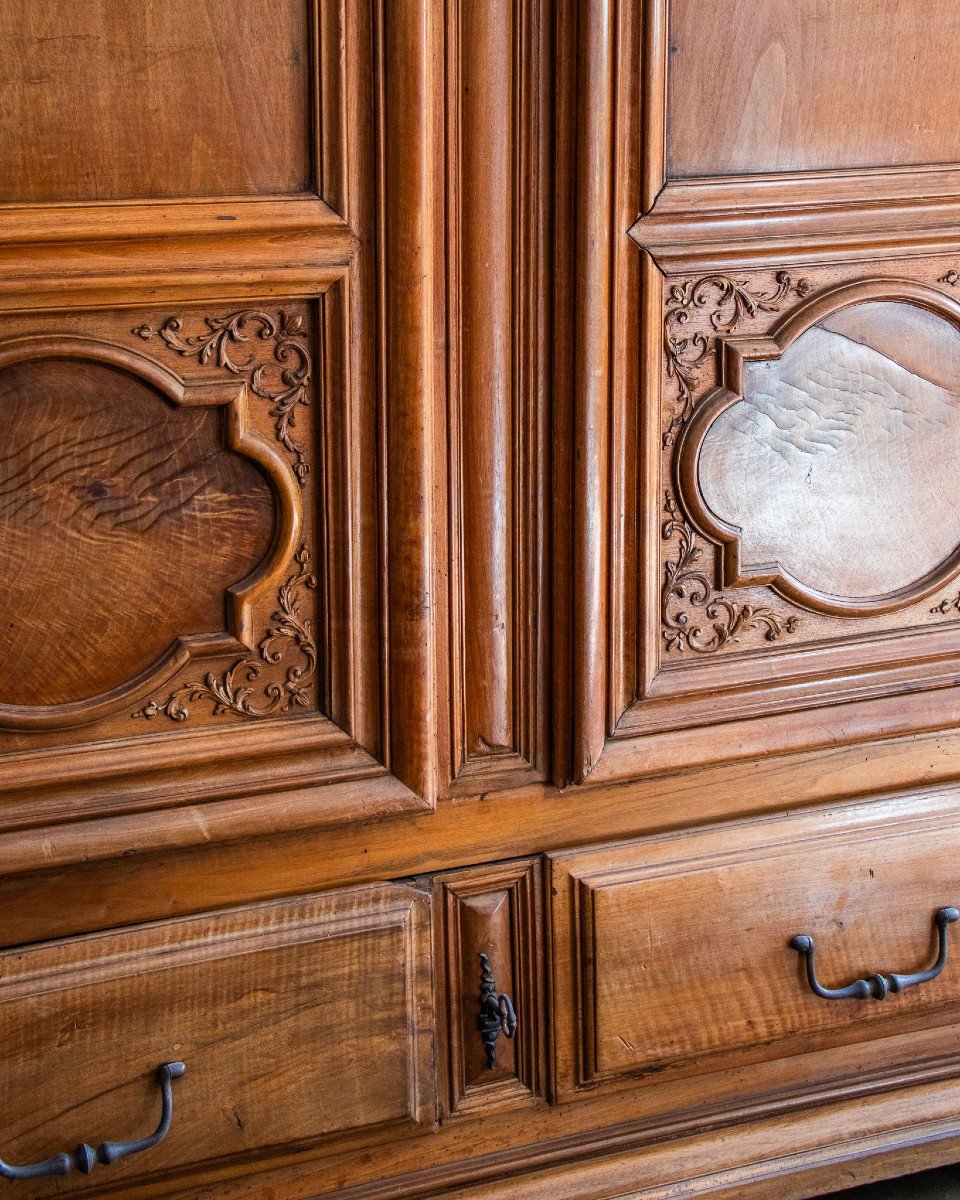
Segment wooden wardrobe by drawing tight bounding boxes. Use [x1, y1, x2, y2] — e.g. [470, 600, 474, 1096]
[3, 2, 960, 1197]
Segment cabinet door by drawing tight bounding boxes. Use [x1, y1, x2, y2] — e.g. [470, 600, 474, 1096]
[0, 1, 456, 875]
[567, 0, 960, 793]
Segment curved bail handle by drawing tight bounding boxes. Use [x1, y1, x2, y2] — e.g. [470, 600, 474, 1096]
[497, 991, 518, 1039]
[790, 907, 959, 1001]
[0, 1062, 186, 1181]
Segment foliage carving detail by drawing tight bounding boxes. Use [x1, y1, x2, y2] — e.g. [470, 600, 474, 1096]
[133, 547, 317, 721]
[661, 493, 799, 654]
[662, 272, 810, 446]
[133, 309, 311, 485]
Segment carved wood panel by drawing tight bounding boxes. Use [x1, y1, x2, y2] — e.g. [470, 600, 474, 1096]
[561, 0, 960, 785]
[0, 308, 311, 738]
[657, 270, 960, 655]
[0, 0, 452, 860]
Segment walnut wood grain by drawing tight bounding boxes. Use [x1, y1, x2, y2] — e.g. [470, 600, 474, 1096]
[434, 859, 546, 1114]
[0, 357, 272, 708]
[7, 4, 960, 1200]
[0, 2, 312, 203]
[453, 0, 515, 766]
[667, 1, 960, 178]
[0, 885, 435, 1198]
[551, 796, 960, 1098]
[380, 0, 447, 804]
[445, 0, 552, 790]
[699, 301, 960, 603]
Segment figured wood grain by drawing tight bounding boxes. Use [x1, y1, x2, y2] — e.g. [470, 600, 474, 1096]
[380, 0, 448, 802]
[551, 798, 960, 1097]
[0, 2, 311, 203]
[9, 3, 960, 1200]
[0, 885, 434, 1198]
[699, 301, 960, 602]
[0, 358, 272, 707]
[434, 859, 545, 1113]
[667, 1, 960, 178]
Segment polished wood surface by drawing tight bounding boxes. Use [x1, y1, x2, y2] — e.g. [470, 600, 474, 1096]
[0, 357, 272, 706]
[3, 2, 960, 1199]
[551, 795, 960, 1098]
[667, 1, 960, 178]
[433, 859, 545, 1114]
[0, 885, 434, 1197]
[0, 2, 312, 202]
[698, 300, 960, 603]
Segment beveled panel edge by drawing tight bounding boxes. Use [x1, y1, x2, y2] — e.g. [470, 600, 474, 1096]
[675, 280, 960, 618]
[432, 858, 547, 1115]
[632, 168, 960, 272]
[0, 715, 427, 877]
[0, 882, 438, 1196]
[0, 196, 344, 243]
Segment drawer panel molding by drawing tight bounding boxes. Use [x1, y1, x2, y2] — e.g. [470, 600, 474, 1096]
[550, 792, 960, 1103]
[0, 884, 436, 1196]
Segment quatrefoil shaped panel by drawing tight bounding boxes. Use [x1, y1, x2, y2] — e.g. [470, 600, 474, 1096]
[676, 281, 960, 617]
[0, 336, 300, 729]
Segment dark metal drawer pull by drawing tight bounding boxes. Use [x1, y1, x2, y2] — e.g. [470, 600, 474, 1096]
[790, 907, 959, 1001]
[0, 1061, 185, 1181]
[478, 952, 517, 1069]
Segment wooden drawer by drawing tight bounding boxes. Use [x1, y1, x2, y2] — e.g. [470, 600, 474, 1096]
[550, 793, 960, 1102]
[0, 884, 435, 1196]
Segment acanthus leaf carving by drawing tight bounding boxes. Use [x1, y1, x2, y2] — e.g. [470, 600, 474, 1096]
[132, 546, 317, 722]
[661, 492, 799, 654]
[662, 271, 810, 447]
[132, 309, 311, 486]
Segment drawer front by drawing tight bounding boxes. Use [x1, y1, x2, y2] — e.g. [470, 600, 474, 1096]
[433, 859, 546, 1115]
[550, 794, 960, 1100]
[0, 884, 435, 1195]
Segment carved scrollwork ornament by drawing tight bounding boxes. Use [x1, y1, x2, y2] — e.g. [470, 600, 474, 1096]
[661, 492, 799, 654]
[133, 309, 311, 485]
[662, 271, 810, 446]
[133, 546, 317, 722]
